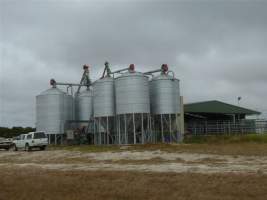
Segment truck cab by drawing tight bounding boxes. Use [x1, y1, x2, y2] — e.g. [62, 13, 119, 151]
[13, 134, 27, 149]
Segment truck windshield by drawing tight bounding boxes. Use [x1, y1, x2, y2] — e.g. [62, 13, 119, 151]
[34, 132, 47, 139]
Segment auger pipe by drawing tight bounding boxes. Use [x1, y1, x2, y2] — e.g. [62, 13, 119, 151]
[55, 82, 90, 87]
[110, 67, 130, 74]
[143, 64, 169, 75]
[143, 69, 162, 75]
[76, 64, 91, 94]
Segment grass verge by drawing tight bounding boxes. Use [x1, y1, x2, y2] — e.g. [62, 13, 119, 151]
[184, 133, 267, 144]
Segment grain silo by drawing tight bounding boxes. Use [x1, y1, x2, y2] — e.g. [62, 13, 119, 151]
[75, 89, 93, 121]
[73, 88, 93, 136]
[65, 93, 74, 121]
[93, 62, 115, 145]
[149, 64, 182, 143]
[36, 82, 67, 144]
[35, 62, 184, 145]
[115, 64, 151, 144]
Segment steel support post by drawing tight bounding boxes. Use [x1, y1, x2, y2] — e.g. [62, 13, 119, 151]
[152, 115, 156, 143]
[98, 118, 101, 145]
[107, 117, 109, 145]
[180, 96, 185, 141]
[133, 113, 136, 144]
[116, 116, 119, 145]
[175, 113, 179, 143]
[118, 116, 121, 144]
[103, 118, 106, 145]
[169, 114, 172, 143]
[93, 119, 96, 145]
[151, 115, 154, 143]
[161, 114, 164, 143]
[124, 114, 127, 144]
[141, 113, 144, 144]
[150, 114, 153, 143]
[147, 113, 151, 143]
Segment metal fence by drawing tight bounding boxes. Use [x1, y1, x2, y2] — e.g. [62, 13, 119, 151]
[186, 119, 267, 135]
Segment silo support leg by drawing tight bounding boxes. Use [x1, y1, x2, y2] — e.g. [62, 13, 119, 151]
[118, 116, 121, 145]
[116, 117, 118, 145]
[107, 117, 109, 145]
[169, 114, 172, 143]
[133, 113, 136, 144]
[149, 114, 153, 142]
[93, 119, 96, 145]
[124, 114, 127, 144]
[175, 113, 179, 143]
[141, 113, 144, 144]
[149, 114, 153, 143]
[151, 115, 156, 143]
[98, 118, 101, 145]
[161, 114, 164, 143]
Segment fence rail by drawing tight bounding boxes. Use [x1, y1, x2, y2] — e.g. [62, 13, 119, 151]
[186, 120, 267, 135]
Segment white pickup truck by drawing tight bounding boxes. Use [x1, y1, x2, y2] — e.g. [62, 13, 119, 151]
[13, 132, 48, 151]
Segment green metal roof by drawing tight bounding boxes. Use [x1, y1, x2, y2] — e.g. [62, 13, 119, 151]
[184, 100, 261, 115]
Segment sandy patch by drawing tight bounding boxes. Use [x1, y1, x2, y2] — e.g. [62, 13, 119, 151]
[1, 149, 267, 174]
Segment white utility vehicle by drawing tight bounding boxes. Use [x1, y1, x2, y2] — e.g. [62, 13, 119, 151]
[13, 132, 48, 151]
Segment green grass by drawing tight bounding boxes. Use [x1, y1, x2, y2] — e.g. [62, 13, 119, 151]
[184, 134, 267, 144]
[47, 134, 267, 154]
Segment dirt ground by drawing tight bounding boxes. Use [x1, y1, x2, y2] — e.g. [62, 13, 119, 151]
[1, 168, 267, 200]
[1, 143, 267, 199]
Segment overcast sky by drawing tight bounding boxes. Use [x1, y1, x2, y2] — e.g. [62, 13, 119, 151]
[1, 0, 267, 127]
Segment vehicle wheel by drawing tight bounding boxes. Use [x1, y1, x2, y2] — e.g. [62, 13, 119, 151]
[25, 144, 31, 152]
[11, 144, 17, 151]
[40, 146, 46, 151]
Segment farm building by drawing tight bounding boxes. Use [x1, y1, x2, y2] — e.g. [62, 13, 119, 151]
[184, 100, 261, 135]
[185, 100, 260, 122]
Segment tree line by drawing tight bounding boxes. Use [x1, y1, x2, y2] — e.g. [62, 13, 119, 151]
[0, 127, 36, 138]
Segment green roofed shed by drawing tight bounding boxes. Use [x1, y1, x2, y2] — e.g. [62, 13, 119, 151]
[185, 100, 260, 115]
[184, 100, 260, 122]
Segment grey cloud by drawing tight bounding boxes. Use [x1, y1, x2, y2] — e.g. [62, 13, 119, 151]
[1, 0, 267, 127]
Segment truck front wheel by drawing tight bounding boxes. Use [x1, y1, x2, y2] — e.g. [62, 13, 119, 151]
[11, 144, 17, 151]
[25, 144, 31, 152]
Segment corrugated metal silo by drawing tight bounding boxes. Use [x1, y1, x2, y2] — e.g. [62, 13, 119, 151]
[115, 69, 151, 144]
[150, 74, 180, 114]
[65, 93, 74, 121]
[93, 77, 115, 117]
[36, 87, 65, 135]
[75, 89, 93, 121]
[149, 66, 182, 143]
[115, 72, 150, 114]
[92, 76, 115, 145]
